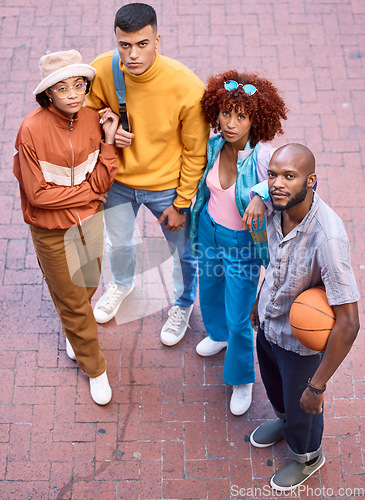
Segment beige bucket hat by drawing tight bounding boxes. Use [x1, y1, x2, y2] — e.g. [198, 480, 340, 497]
[33, 50, 96, 95]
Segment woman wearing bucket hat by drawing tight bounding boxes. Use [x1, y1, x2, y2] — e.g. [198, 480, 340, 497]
[13, 50, 120, 405]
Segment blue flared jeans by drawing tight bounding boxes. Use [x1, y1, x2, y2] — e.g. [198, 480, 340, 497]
[197, 205, 261, 385]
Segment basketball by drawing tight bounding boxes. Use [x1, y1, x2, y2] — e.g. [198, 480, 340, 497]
[289, 286, 336, 351]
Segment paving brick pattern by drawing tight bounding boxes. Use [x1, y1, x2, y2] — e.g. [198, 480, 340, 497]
[0, 0, 364, 499]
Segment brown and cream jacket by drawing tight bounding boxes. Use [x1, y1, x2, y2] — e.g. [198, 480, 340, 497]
[13, 103, 118, 229]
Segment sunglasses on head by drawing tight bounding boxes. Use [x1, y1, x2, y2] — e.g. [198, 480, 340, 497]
[224, 80, 257, 95]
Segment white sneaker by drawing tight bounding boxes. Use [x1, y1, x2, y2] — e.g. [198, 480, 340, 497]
[196, 336, 228, 356]
[66, 338, 76, 361]
[93, 282, 135, 324]
[160, 304, 194, 346]
[230, 383, 253, 415]
[89, 371, 112, 405]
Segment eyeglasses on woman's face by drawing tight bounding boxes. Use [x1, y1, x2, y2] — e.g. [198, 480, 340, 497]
[50, 81, 87, 99]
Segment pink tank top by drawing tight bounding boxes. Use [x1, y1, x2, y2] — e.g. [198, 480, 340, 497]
[206, 153, 244, 231]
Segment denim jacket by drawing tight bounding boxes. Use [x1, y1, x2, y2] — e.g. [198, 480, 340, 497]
[189, 134, 269, 267]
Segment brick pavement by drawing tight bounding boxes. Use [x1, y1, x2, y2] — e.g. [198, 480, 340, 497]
[0, 0, 364, 499]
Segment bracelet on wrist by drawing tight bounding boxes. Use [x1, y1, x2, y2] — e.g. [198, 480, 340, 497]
[172, 205, 189, 215]
[307, 378, 326, 396]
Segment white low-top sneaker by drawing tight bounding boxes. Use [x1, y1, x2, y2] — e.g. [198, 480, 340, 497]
[89, 371, 112, 405]
[196, 336, 228, 356]
[160, 304, 193, 346]
[230, 383, 253, 415]
[93, 282, 134, 324]
[66, 338, 76, 361]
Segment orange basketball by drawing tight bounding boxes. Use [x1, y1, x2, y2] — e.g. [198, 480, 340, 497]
[289, 286, 336, 351]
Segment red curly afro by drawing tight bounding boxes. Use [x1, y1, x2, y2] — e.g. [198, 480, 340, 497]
[201, 70, 288, 147]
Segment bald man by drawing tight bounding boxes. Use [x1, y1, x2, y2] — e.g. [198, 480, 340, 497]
[248, 144, 359, 492]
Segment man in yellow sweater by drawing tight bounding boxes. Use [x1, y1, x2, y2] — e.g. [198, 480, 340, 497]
[86, 3, 209, 345]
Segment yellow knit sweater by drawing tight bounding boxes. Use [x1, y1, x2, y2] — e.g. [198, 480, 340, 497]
[86, 50, 209, 208]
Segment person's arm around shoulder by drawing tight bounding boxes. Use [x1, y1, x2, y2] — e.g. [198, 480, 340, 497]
[300, 301, 359, 414]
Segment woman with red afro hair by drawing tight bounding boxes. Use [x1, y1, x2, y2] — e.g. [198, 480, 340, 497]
[189, 70, 288, 416]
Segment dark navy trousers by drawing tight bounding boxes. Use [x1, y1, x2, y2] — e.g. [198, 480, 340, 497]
[256, 327, 324, 463]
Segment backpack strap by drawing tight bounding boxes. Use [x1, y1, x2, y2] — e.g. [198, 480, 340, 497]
[112, 48, 129, 130]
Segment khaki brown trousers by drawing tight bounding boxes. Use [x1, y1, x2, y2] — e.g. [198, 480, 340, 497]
[30, 211, 106, 378]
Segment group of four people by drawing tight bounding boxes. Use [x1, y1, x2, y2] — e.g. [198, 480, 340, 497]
[13, 2, 359, 493]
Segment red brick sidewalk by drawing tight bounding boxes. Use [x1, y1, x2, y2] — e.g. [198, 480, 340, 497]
[0, 1, 364, 499]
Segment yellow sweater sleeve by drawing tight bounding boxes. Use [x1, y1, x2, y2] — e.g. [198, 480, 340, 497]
[176, 87, 210, 207]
